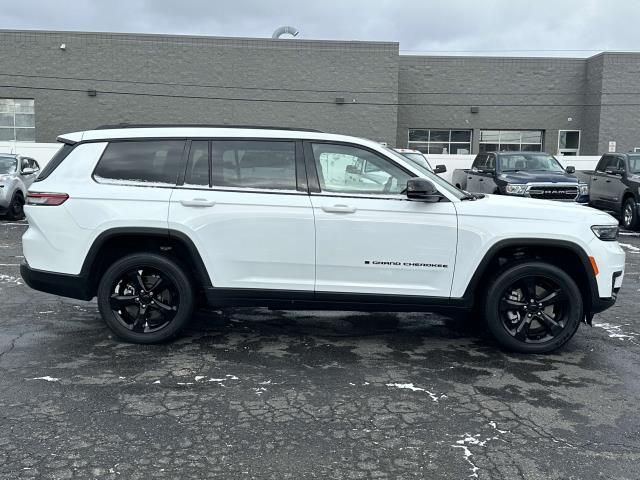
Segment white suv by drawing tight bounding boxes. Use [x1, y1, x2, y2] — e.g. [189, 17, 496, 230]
[21, 126, 625, 353]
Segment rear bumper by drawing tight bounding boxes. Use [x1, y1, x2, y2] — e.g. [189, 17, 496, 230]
[20, 261, 93, 300]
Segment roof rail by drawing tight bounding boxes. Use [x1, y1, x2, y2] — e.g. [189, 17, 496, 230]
[95, 123, 323, 133]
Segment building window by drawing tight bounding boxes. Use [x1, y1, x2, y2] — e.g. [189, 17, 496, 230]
[408, 129, 472, 154]
[479, 130, 543, 153]
[0, 99, 35, 142]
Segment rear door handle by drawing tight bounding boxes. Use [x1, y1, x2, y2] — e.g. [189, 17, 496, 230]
[180, 198, 216, 207]
[321, 204, 357, 214]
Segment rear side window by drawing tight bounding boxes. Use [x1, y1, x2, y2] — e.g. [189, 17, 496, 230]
[35, 143, 74, 182]
[211, 140, 296, 190]
[94, 140, 186, 185]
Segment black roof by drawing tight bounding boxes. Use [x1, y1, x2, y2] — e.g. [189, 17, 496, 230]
[95, 123, 323, 133]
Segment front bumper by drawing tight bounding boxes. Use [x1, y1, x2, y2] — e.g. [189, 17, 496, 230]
[20, 260, 93, 300]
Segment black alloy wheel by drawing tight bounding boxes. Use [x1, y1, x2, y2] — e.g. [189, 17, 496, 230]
[97, 253, 194, 343]
[6, 193, 25, 220]
[484, 262, 582, 353]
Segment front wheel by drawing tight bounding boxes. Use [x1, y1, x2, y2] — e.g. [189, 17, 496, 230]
[484, 262, 582, 354]
[97, 253, 195, 344]
[622, 197, 639, 231]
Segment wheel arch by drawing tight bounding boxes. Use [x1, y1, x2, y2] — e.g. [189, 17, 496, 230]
[462, 239, 598, 319]
[81, 227, 211, 297]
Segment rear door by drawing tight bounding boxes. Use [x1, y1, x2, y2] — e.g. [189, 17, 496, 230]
[168, 139, 315, 291]
[590, 156, 613, 208]
[466, 154, 487, 193]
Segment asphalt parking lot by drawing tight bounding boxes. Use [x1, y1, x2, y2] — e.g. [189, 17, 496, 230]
[1, 221, 639, 480]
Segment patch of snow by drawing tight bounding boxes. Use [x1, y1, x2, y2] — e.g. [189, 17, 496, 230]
[0, 274, 22, 285]
[152, 380, 161, 384]
[253, 387, 267, 395]
[593, 322, 639, 340]
[30, 376, 60, 382]
[226, 374, 239, 380]
[489, 421, 509, 434]
[386, 383, 444, 402]
[452, 434, 500, 478]
[194, 376, 206, 382]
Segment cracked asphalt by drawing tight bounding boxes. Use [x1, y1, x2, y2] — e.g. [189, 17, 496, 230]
[1, 220, 640, 479]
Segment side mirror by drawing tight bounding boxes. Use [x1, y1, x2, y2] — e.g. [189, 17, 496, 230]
[406, 178, 441, 202]
[434, 164, 447, 174]
[565, 166, 576, 174]
[21, 167, 36, 175]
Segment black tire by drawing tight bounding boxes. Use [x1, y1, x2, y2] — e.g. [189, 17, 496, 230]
[621, 197, 639, 231]
[484, 262, 582, 354]
[6, 192, 25, 221]
[97, 253, 195, 344]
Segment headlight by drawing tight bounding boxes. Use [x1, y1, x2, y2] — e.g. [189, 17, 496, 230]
[579, 184, 589, 195]
[505, 184, 527, 195]
[591, 225, 619, 241]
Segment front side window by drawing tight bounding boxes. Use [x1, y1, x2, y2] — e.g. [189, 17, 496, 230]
[0, 99, 35, 142]
[312, 143, 411, 195]
[94, 140, 186, 185]
[0, 156, 17, 174]
[211, 140, 296, 190]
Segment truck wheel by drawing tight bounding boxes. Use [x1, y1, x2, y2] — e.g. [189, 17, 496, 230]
[484, 262, 582, 354]
[6, 192, 25, 220]
[622, 197, 639, 230]
[97, 253, 195, 344]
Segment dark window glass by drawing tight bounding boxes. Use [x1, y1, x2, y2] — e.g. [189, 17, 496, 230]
[479, 143, 499, 153]
[473, 154, 487, 169]
[628, 155, 640, 174]
[427, 143, 448, 154]
[429, 130, 450, 142]
[451, 130, 471, 142]
[211, 140, 296, 190]
[486, 155, 496, 170]
[408, 129, 429, 142]
[94, 140, 186, 185]
[185, 141, 209, 186]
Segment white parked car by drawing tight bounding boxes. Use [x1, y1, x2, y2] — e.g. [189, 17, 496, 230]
[0, 153, 40, 220]
[21, 125, 625, 353]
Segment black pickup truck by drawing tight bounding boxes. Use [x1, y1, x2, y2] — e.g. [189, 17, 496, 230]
[452, 151, 589, 203]
[574, 153, 640, 230]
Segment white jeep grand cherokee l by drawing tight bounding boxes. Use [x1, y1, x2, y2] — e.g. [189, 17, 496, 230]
[21, 125, 625, 353]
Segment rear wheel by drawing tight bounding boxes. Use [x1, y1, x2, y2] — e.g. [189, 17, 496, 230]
[6, 192, 24, 220]
[484, 262, 582, 353]
[97, 253, 195, 344]
[622, 197, 639, 231]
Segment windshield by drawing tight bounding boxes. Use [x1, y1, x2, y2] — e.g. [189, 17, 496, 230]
[400, 152, 433, 172]
[498, 154, 565, 172]
[385, 148, 467, 200]
[0, 156, 17, 175]
[628, 155, 640, 174]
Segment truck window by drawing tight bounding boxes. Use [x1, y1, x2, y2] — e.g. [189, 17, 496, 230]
[596, 156, 613, 172]
[472, 154, 487, 170]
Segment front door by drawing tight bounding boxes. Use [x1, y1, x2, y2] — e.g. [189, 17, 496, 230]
[169, 139, 315, 291]
[306, 142, 458, 298]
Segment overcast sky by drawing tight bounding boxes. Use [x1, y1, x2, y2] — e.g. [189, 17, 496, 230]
[1, 0, 637, 56]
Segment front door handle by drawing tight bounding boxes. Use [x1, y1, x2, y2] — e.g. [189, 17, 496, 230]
[321, 204, 357, 214]
[180, 198, 216, 207]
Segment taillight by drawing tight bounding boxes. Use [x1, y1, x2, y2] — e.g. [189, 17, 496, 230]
[26, 192, 69, 206]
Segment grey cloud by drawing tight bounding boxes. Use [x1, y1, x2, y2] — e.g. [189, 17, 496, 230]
[1, 0, 638, 55]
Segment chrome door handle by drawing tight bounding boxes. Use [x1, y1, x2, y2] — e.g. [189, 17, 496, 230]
[321, 204, 357, 214]
[180, 198, 216, 207]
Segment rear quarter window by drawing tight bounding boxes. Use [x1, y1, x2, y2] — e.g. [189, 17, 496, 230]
[94, 140, 186, 185]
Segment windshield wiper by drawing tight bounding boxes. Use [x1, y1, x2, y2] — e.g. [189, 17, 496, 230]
[501, 169, 521, 172]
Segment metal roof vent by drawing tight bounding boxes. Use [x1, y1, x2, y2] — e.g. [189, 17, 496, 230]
[272, 26, 300, 39]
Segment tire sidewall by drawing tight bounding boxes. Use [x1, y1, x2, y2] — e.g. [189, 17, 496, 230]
[7, 193, 24, 220]
[97, 253, 195, 344]
[623, 198, 638, 230]
[484, 262, 583, 354]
